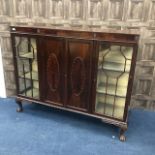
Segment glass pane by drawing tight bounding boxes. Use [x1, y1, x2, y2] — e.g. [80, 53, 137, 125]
[95, 44, 133, 120]
[15, 36, 39, 99]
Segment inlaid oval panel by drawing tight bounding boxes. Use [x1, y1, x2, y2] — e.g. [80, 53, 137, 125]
[47, 53, 60, 92]
[71, 57, 86, 96]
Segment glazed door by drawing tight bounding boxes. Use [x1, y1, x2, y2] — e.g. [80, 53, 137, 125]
[12, 35, 40, 100]
[66, 39, 93, 112]
[38, 37, 65, 106]
[94, 42, 135, 120]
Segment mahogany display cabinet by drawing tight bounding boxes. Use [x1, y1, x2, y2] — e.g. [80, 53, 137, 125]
[10, 26, 139, 141]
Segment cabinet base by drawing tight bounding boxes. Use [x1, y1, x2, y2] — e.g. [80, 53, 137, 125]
[15, 96, 128, 141]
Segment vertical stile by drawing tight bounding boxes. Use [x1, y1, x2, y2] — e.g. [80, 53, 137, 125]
[22, 63, 27, 96]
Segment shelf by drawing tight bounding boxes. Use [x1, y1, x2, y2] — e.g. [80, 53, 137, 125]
[99, 47, 133, 63]
[96, 84, 127, 97]
[99, 53, 126, 64]
[95, 102, 124, 119]
[21, 88, 39, 98]
[99, 62, 131, 73]
[97, 70, 129, 87]
[19, 71, 38, 81]
[98, 69, 129, 78]
[96, 94, 126, 106]
[19, 52, 35, 59]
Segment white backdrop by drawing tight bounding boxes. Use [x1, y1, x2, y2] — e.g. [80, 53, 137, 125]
[0, 44, 6, 98]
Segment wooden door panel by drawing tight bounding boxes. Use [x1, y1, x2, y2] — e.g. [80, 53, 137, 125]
[67, 39, 93, 112]
[38, 37, 65, 106]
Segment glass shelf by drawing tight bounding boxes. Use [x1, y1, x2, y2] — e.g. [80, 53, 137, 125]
[99, 45, 132, 58]
[96, 84, 127, 97]
[98, 60, 131, 73]
[99, 48, 132, 63]
[19, 52, 35, 59]
[95, 44, 133, 120]
[96, 94, 126, 106]
[97, 71, 129, 88]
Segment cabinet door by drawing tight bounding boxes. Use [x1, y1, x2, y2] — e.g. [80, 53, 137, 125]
[66, 39, 93, 112]
[38, 37, 65, 106]
[12, 35, 40, 99]
[94, 43, 136, 120]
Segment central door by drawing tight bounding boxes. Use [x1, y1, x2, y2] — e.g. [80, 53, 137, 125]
[66, 39, 93, 112]
[38, 37, 93, 111]
[38, 37, 65, 106]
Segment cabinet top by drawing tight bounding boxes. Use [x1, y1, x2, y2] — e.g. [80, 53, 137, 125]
[10, 25, 140, 35]
[10, 25, 139, 43]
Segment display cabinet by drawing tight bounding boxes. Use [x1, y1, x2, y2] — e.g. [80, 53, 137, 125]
[10, 26, 139, 141]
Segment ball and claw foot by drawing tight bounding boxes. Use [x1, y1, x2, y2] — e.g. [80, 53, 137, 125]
[119, 134, 126, 142]
[119, 128, 126, 142]
[16, 99, 23, 112]
[16, 107, 23, 112]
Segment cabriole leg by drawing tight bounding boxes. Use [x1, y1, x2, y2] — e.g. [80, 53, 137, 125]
[16, 98, 23, 112]
[119, 128, 127, 142]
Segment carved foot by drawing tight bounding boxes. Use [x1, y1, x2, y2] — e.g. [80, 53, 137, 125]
[119, 128, 126, 142]
[16, 99, 23, 112]
[119, 134, 126, 142]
